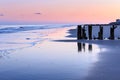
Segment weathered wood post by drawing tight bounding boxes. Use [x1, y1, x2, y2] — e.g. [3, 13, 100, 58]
[98, 32, 100, 39]
[77, 25, 83, 40]
[111, 26, 114, 40]
[110, 25, 117, 40]
[99, 26, 103, 40]
[88, 25, 92, 40]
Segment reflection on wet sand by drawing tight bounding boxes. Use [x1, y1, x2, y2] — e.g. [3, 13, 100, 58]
[77, 42, 93, 53]
[88, 44, 92, 52]
[0, 44, 37, 59]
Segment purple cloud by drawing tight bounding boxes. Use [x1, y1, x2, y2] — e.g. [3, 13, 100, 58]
[34, 13, 41, 15]
[0, 13, 4, 16]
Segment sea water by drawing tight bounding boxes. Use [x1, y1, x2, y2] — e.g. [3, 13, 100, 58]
[0, 24, 106, 80]
[0, 24, 74, 50]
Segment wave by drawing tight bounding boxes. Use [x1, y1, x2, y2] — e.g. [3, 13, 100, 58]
[0, 24, 74, 34]
[0, 24, 75, 51]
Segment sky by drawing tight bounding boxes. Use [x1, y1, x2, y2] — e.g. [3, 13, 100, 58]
[0, 0, 120, 24]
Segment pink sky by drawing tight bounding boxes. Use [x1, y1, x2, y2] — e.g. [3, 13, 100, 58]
[0, 0, 120, 24]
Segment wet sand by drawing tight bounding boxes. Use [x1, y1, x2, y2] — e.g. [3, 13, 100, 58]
[0, 26, 119, 80]
[0, 27, 100, 80]
[64, 27, 120, 80]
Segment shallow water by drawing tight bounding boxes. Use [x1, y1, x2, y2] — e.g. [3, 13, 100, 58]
[0, 26, 104, 80]
[0, 42, 101, 80]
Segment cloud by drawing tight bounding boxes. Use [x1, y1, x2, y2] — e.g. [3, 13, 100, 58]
[0, 13, 4, 16]
[34, 13, 41, 15]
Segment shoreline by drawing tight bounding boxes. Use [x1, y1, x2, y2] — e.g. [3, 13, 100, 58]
[0, 26, 100, 80]
[0, 26, 119, 80]
[55, 27, 120, 80]
[67, 27, 120, 80]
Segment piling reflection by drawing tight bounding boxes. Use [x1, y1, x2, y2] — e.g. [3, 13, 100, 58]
[88, 44, 92, 52]
[77, 42, 93, 53]
[77, 42, 82, 52]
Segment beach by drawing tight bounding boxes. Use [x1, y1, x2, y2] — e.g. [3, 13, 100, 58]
[66, 26, 120, 80]
[1, 0, 120, 79]
[0, 25, 97, 80]
[0, 25, 120, 80]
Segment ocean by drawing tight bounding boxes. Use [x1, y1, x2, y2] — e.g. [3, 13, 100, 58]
[0, 24, 120, 80]
[0, 24, 99, 80]
[0, 24, 74, 50]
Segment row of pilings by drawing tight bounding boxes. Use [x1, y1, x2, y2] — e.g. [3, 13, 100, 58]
[77, 24, 117, 40]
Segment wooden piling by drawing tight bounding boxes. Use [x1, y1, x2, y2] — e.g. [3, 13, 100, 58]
[77, 25, 82, 40]
[110, 25, 117, 40]
[110, 26, 115, 40]
[77, 24, 118, 40]
[88, 25, 92, 40]
[99, 26, 103, 40]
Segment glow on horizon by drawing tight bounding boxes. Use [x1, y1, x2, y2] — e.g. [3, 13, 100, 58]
[0, 0, 120, 24]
